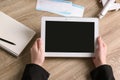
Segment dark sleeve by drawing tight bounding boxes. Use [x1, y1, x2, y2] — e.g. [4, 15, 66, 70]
[22, 64, 50, 80]
[90, 65, 115, 80]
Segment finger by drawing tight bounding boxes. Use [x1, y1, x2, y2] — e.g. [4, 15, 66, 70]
[98, 36, 103, 49]
[40, 39, 45, 56]
[36, 38, 43, 51]
[32, 39, 38, 50]
[37, 38, 41, 49]
[100, 37, 107, 48]
[40, 39, 44, 52]
[102, 39, 106, 47]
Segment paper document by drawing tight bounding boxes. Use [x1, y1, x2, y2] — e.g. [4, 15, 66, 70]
[37, 0, 72, 12]
[36, 0, 84, 17]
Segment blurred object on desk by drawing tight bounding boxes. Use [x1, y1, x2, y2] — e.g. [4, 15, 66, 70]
[36, 0, 84, 17]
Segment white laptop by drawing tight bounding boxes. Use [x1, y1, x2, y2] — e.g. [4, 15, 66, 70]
[41, 17, 99, 57]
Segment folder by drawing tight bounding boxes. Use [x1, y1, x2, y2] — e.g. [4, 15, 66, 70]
[0, 12, 36, 56]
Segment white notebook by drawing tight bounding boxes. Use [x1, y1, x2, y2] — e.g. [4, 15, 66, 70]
[0, 12, 36, 56]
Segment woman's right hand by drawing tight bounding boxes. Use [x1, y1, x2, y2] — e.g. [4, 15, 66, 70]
[93, 36, 107, 67]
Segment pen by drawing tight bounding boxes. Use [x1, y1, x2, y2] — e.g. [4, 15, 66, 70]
[98, 0, 115, 19]
[0, 38, 16, 45]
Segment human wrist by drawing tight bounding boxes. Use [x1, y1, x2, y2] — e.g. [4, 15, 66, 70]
[94, 61, 107, 67]
[31, 60, 43, 66]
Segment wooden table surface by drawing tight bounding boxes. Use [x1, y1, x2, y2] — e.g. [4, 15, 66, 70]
[0, 0, 120, 80]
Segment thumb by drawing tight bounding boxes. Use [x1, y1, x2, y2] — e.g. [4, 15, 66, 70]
[97, 36, 103, 50]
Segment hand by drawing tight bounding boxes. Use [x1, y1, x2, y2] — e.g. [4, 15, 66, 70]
[30, 38, 45, 66]
[93, 36, 107, 67]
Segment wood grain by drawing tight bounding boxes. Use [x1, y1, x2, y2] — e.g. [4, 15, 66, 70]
[0, 0, 120, 80]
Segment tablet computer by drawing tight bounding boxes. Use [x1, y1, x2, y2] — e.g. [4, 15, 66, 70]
[41, 17, 99, 57]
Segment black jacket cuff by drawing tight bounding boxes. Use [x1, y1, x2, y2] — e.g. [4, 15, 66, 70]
[22, 64, 50, 80]
[90, 65, 115, 80]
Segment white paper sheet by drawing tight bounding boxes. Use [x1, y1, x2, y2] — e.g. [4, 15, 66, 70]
[36, 0, 84, 17]
[36, 0, 72, 12]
